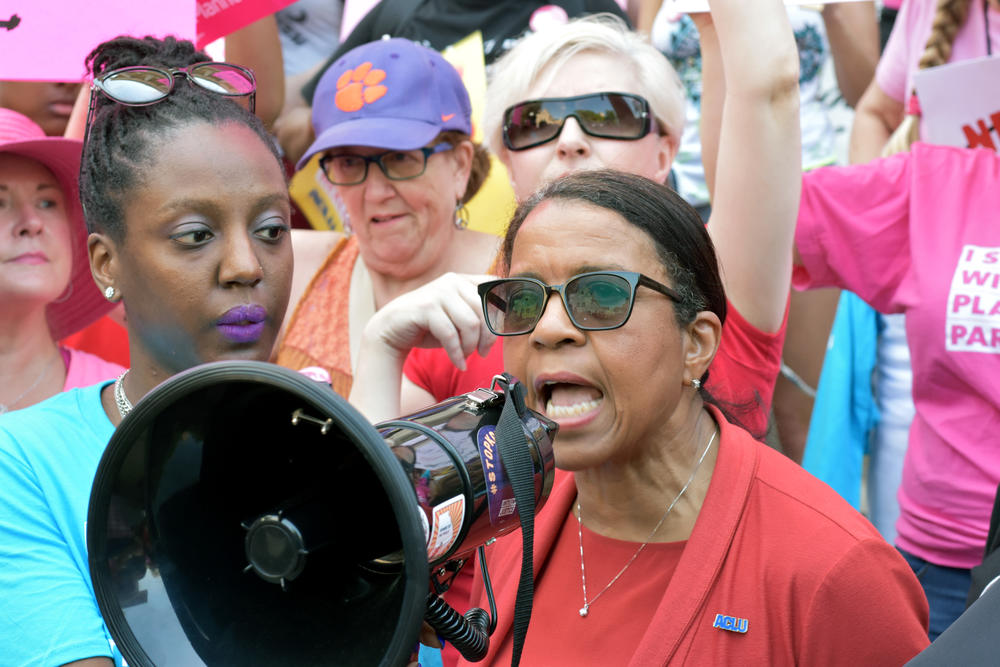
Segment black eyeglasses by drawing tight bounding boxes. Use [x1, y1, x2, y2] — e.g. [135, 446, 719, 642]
[478, 271, 681, 336]
[83, 62, 257, 153]
[501, 92, 653, 151]
[318, 144, 452, 186]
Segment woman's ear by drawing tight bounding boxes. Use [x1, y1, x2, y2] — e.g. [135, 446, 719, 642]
[651, 132, 678, 186]
[682, 310, 722, 384]
[88, 231, 119, 298]
[452, 140, 475, 201]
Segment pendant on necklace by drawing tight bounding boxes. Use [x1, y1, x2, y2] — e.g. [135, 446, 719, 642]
[579, 605, 589, 617]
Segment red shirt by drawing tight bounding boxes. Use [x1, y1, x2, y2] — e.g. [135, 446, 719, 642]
[461, 406, 929, 666]
[404, 300, 786, 439]
[60, 315, 129, 368]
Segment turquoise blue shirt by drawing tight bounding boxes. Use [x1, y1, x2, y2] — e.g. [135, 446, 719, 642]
[0, 383, 124, 666]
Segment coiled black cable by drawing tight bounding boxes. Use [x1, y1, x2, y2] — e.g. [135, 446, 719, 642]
[425, 593, 490, 662]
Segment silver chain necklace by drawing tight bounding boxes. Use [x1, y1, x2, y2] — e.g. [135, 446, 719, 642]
[576, 426, 717, 618]
[0, 353, 58, 415]
[113, 369, 133, 420]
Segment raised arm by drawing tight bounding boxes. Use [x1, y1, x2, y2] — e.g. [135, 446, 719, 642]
[823, 1, 879, 108]
[636, 0, 665, 34]
[224, 15, 285, 129]
[848, 81, 905, 163]
[696, 0, 800, 333]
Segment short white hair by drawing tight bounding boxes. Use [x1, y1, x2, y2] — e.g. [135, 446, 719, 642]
[485, 13, 685, 160]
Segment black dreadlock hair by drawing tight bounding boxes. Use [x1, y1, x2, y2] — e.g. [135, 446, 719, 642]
[79, 35, 282, 242]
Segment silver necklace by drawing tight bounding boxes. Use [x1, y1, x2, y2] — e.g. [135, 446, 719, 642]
[113, 369, 133, 420]
[576, 426, 717, 618]
[0, 353, 58, 415]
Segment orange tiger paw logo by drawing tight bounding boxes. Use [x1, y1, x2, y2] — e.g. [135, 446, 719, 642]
[335, 62, 388, 112]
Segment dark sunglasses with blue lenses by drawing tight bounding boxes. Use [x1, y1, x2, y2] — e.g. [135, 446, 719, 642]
[501, 92, 653, 151]
[478, 270, 681, 336]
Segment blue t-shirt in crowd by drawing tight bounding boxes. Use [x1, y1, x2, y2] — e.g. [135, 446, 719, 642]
[0, 382, 124, 666]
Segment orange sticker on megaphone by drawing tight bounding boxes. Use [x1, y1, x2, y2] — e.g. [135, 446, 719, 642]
[427, 495, 465, 562]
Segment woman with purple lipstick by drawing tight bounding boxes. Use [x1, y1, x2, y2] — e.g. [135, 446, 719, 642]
[0, 35, 292, 666]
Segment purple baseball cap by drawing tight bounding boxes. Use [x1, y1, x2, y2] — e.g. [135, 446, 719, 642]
[298, 37, 473, 170]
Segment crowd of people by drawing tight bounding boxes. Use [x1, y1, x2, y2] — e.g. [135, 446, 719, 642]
[1, 0, 999, 664]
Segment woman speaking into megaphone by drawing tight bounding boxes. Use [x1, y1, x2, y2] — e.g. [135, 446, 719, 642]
[0, 35, 292, 667]
[348, 1, 931, 663]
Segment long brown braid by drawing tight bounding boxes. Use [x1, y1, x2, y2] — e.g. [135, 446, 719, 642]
[883, 0, 974, 156]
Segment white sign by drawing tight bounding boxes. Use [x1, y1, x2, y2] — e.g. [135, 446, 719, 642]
[665, 0, 869, 13]
[946, 245, 1000, 354]
[914, 55, 1000, 152]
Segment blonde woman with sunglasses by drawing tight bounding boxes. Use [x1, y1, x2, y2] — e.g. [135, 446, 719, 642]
[0, 36, 293, 666]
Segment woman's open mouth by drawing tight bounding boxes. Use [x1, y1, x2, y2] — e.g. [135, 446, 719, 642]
[537, 379, 604, 424]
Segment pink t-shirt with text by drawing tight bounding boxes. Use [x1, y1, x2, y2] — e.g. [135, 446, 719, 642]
[878, 0, 1000, 109]
[794, 143, 1000, 568]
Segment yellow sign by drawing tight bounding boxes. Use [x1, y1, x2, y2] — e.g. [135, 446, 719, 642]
[289, 31, 516, 237]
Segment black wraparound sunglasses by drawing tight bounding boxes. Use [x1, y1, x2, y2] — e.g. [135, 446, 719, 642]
[478, 270, 681, 336]
[501, 92, 653, 151]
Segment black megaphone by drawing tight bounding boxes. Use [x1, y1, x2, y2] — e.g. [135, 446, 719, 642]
[87, 361, 556, 666]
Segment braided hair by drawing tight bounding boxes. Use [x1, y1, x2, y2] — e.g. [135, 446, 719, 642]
[79, 35, 282, 241]
[883, 0, 973, 156]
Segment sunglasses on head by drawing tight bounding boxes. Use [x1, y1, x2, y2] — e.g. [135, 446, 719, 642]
[83, 62, 257, 151]
[478, 270, 681, 336]
[501, 92, 653, 151]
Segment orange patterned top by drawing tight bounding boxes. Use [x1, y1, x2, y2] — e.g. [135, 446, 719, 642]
[275, 235, 360, 396]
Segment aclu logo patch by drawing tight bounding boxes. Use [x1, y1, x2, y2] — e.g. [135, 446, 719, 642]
[712, 613, 748, 634]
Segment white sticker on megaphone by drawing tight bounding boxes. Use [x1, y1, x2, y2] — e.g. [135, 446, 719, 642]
[420, 506, 430, 546]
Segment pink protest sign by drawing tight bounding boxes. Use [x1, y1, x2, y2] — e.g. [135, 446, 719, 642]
[196, 0, 298, 48]
[0, 1, 196, 81]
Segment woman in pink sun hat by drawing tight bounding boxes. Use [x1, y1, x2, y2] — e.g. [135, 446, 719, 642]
[0, 108, 122, 414]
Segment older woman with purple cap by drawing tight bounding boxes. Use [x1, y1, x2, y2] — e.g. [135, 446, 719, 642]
[275, 37, 496, 396]
[0, 108, 122, 414]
